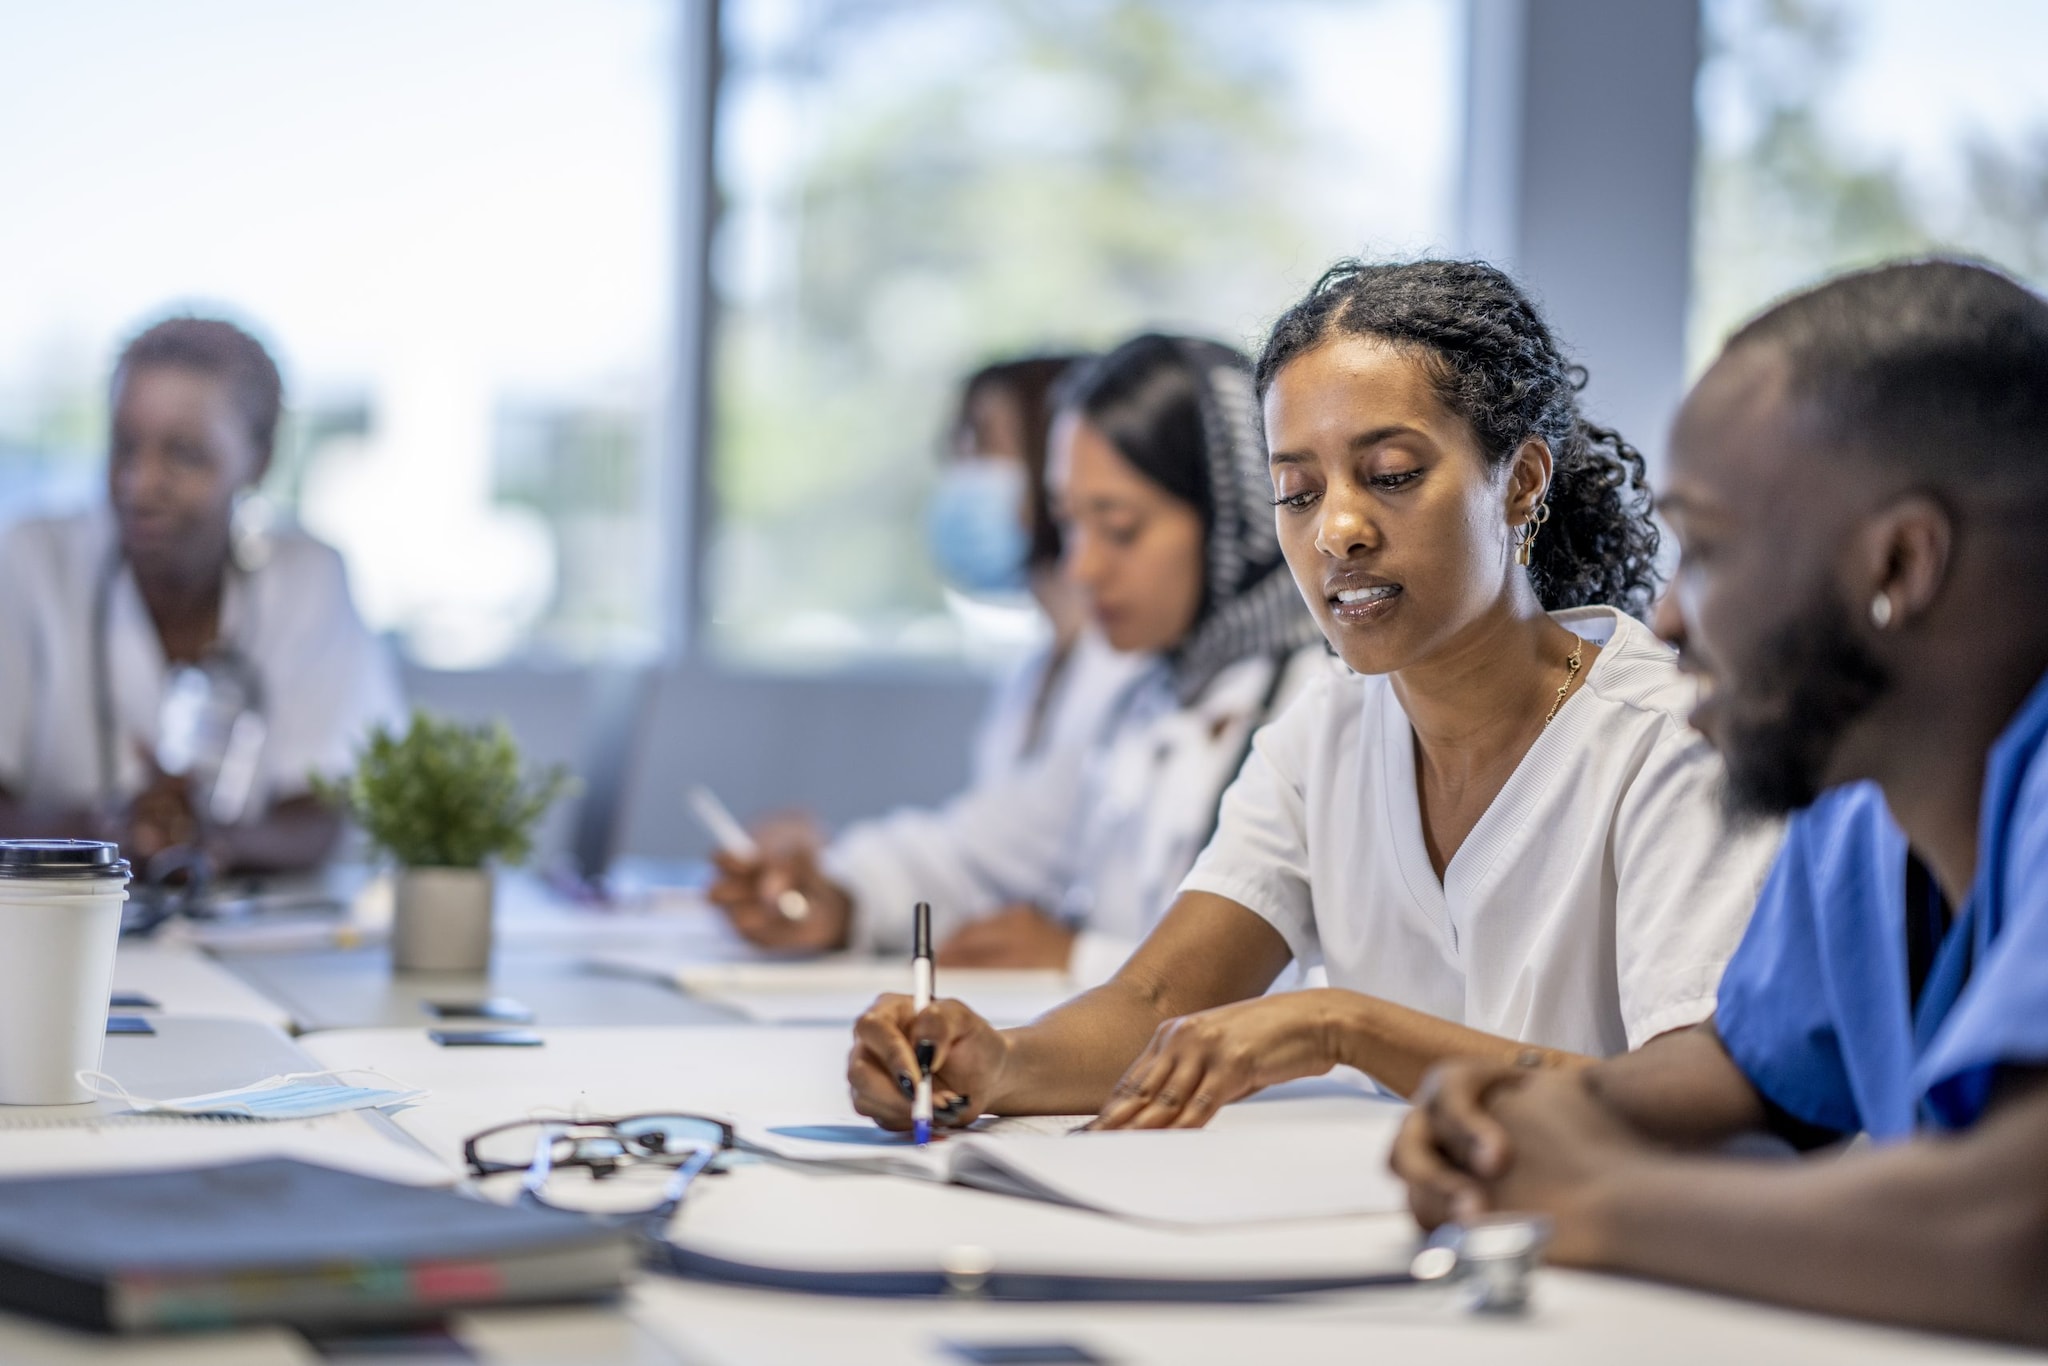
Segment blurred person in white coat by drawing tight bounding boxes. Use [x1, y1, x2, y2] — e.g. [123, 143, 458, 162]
[0, 317, 403, 876]
[710, 335, 1329, 983]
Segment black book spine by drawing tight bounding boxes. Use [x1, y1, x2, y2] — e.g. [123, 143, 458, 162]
[0, 1253, 113, 1333]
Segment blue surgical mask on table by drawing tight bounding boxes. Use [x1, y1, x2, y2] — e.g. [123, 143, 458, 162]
[927, 457, 1032, 595]
[79, 1068, 426, 1120]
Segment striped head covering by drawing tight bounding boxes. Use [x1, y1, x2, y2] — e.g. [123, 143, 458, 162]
[1065, 334, 1326, 703]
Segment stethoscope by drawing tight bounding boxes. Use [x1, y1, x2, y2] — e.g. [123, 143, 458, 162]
[91, 543, 269, 920]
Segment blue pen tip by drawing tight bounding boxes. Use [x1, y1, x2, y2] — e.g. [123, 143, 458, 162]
[913, 1119, 931, 1147]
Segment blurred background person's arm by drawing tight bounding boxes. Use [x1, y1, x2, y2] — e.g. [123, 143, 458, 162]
[229, 522, 405, 875]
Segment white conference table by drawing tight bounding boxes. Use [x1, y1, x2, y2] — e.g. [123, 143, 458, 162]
[211, 944, 747, 1032]
[192, 873, 761, 1032]
[290, 1024, 2042, 1366]
[13, 877, 2042, 1365]
[0, 1016, 2034, 1365]
[109, 942, 296, 1032]
[623, 1266, 2044, 1366]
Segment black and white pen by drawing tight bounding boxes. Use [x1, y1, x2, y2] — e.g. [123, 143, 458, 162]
[911, 900, 934, 1147]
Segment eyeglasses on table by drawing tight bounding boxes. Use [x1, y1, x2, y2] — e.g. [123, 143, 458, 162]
[462, 1112, 736, 1233]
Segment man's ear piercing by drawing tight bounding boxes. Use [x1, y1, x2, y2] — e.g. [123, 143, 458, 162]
[1871, 592, 1894, 629]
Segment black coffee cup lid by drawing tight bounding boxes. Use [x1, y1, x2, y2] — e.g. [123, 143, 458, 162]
[0, 840, 133, 881]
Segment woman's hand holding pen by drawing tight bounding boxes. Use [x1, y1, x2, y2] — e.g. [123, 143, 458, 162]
[849, 994, 1007, 1132]
[704, 820, 852, 953]
[1091, 990, 1354, 1130]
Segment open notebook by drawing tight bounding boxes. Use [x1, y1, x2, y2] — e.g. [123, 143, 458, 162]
[738, 1107, 1410, 1227]
[653, 1111, 1425, 1297]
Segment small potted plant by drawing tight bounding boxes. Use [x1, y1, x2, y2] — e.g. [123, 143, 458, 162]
[320, 711, 571, 973]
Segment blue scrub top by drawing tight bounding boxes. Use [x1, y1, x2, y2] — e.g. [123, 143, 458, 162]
[1715, 668, 2048, 1140]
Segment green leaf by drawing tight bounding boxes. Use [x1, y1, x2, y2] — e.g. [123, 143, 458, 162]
[311, 710, 575, 869]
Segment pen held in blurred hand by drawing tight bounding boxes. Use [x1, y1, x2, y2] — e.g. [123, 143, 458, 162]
[688, 785, 810, 921]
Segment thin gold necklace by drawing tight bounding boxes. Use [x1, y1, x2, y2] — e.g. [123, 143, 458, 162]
[1543, 637, 1584, 726]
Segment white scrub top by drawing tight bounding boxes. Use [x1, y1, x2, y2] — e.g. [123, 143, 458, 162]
[1182, 607, 1782, 1055]
[968, 628, 1149, 787]
[828, 643, 1333, 986]
[0, 510, 406, 815]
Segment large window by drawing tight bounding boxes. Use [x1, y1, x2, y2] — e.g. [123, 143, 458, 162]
[1693, 0, 2048, 368]
[0, 0, 676, 668]
[706, 0, 1463, 670]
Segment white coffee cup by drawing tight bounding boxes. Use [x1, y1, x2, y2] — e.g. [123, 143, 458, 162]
[0, 841, 132, 1105]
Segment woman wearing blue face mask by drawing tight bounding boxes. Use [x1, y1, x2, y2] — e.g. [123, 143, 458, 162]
[710, 335, 1330, 981]
[926, 355, 1146, 786]
[711, 357, 1142, 963]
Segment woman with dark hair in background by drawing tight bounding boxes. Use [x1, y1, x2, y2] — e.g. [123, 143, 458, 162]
[926, 353, 1146, 786]
[0, 316, 403, 876]
[711, 334, 1330, 985]
[847, 260, 1782, 1131]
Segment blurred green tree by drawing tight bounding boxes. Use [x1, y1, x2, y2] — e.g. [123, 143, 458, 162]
[710, 0, 1391, 665]
[1691, 0, 2048, 368]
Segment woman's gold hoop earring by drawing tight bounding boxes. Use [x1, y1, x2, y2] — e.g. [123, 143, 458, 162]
[1515, 502, 1551, 568]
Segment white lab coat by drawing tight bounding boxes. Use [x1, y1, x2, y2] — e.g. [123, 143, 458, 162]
[826, 642, 1334, 985]
[968, 628, 1149, 787]
[0, 509, 405, 814]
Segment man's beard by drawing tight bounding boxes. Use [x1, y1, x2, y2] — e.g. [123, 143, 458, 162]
[1718, 590, 1892, 821]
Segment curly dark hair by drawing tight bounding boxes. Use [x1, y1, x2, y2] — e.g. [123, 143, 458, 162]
[1255, 259, 1661, 618]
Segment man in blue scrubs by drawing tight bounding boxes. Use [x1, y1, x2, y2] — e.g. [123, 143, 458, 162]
[1392, 259, 2048, 1345]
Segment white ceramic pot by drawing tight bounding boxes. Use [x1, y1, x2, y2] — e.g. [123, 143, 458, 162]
[391, 867, 494, 974]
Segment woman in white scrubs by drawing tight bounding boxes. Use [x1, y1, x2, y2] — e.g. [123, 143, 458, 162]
[709, 334, 1331, 984]
[847, 260, 1783, 1130]
[0, 317, 402, 876]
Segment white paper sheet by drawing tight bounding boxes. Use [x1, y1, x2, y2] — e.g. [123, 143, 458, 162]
[956, 1118, 1410, 1224]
